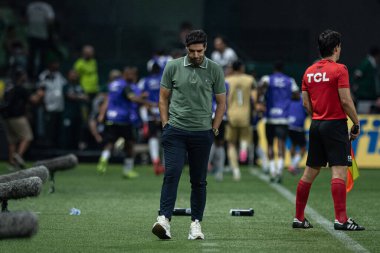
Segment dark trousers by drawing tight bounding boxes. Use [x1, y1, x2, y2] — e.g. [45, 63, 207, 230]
[62, 116, 84, 149]
[159, 124, 214, 221]
[45, 111, 62, 148]
[27, 37, 50, 79]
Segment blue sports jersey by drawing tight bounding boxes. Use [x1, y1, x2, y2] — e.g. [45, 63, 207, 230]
[143, 73, 161, 119]
[106, 78, 130, 124]
[265, 73, 293, 124]
[288, 96, 307, 131]
[127, 82, 142, 126]
[147, 55, 172, 73]
[143, 73, 161, 103]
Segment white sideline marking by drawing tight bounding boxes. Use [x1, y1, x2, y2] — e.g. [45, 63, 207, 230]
[201, 242, 219, 252]
[251, 169, 370, 253]
[201, 243, 218, 247]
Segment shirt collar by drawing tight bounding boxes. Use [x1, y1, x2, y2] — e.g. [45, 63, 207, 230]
[184, 55, 208, 69]
[319, 58, 334, 63]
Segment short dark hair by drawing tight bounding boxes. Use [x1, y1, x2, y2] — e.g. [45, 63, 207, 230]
[151, 62, 161, 74]
[214, 35, 226, 44]
[185, 30, 207, 47]
[232, 60, 244, 71]
[318, 29, 341, 58]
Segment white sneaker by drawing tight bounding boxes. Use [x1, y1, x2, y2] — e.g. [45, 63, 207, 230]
[188, 219, 204, 240]
[232, 168, 241, 181]
[152, 215, 171, 239]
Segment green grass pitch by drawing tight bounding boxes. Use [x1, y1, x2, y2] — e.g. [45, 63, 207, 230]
[0, 162, 379, 253]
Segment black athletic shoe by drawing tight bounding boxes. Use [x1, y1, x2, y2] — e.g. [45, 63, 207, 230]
[292, 218, 313, 229]
[334, 218, 365, 231]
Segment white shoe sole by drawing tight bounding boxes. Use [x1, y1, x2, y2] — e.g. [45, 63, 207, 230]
[152, 223, 171, 239]
[188, 234, 204, 240]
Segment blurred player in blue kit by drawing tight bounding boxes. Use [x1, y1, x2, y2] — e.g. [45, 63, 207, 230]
[141, 62, 165, 175]
[97, 67, 155, 178]
[258, 62, 299, 183]
[287, 93, 307, 175]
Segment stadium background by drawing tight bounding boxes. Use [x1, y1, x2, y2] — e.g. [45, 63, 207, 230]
[0, 0, 379, 165]
[0, 1, 380, 252]
[3, 0, 380, 77]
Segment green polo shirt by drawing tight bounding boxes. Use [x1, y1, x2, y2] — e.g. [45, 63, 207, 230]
[74, 58, 99, 94]
[161, 55, 225, 131]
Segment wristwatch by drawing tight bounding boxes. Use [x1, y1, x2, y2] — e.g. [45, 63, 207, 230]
[212, 128, 219, 136]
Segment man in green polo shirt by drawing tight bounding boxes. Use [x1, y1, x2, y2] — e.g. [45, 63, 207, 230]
[74, 45, 99, 98]
[152, 30, 226, 240]
[353, 47, 380, 113]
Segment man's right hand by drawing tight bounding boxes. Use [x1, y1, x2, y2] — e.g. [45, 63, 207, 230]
[350, 124, 360, 140]
[255, 103, 266, 112]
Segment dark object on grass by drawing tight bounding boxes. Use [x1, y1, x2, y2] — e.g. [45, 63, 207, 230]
[0, 212, 38, 239]
[34, 154, 78, 193]
[0, 166, 49, 184]
[230, 208, 254, 216]
[34, 154, 78, 173]
[0, 177, 42, 212]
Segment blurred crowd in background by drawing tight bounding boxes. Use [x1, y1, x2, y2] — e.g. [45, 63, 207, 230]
[0, 1, 379, 169]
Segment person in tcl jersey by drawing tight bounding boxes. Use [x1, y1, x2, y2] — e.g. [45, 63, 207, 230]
[293, 29, 364, 231]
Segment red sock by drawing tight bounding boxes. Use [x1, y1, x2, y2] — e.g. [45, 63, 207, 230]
[331, 178, 348, 223]
[295, 180, 312, 221]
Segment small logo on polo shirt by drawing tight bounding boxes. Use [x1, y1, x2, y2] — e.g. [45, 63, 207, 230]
[190, 72, 197, 83]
